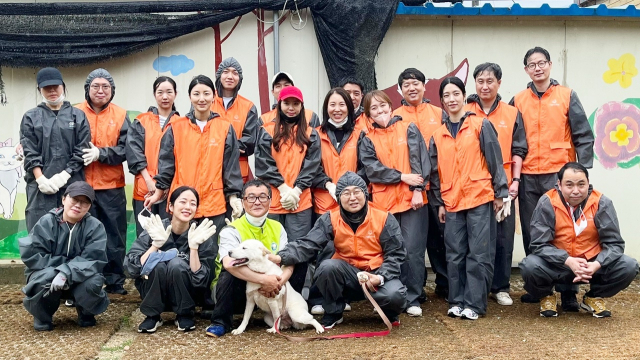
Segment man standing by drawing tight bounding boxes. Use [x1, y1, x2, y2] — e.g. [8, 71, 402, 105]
[466, 63, 528, 306]
[76, 68, 130, 295]
[519, 162, 638, 318]
[211, 57, 260, 183]
[392, 68, 449, 299]
[511, 47, 594, 308]
[259, 72, 320, 127]
[340, 77, 370, 131]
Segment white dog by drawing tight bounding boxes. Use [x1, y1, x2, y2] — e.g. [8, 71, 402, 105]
[227, 239, 324, 335]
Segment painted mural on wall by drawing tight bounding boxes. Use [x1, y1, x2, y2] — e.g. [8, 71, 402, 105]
[153, 55, 195, 76]
[603, 53, 637, 89]
[590, 99, 640, 169]
[0, 139, 22, 220]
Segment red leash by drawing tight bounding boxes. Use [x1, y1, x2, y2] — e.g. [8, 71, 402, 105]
[274, 282, 392, 341]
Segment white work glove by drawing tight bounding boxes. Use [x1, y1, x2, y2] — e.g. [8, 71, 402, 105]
[50, 272, 67, 292]
[82, 142, 100, 166]
[36, 175, 58, 194]
[138, 207, 153, 232]
[49, 171, 71, 189]
[325, 182, 337, 202]
[229, 195, 244, 220]
[277, 183, 294, 208]
[147, 214, 172, 248]
[283, 186, 302, 211]
[496, 196, 513, 222]
[188, 218, 217, 250]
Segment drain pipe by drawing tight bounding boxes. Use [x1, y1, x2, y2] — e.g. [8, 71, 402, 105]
[273, 10, 280, 104]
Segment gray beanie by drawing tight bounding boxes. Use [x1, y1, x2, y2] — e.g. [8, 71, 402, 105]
[84, 68, 116, 103]
[215, 57, 243, 100]
[335, 171, 368, 199]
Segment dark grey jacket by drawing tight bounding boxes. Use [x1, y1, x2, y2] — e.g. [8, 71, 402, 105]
[19, 208, 107, 283]
[125, 106, 177, 175]
[20, 102, 91, 183]
[278, 210, 406, 281]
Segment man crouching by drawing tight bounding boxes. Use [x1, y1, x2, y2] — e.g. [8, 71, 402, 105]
[520, 162, 639, 318]
[272, 172, 408, 328]
[20, 181, 110, 331]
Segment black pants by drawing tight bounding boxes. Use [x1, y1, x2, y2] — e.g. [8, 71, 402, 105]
[23, 267, 109, 323]
[394, 206, 428, 307]
[135, 257, 204, 317]
[491, 200, 516, 293]
[426, 203, 449, 290]
[90, 188, 127, 287]
[133, 199, 169, 237]
[520, 254, 639, 299]
[210, 264, 307, 331]
[25, 182, 65, 232]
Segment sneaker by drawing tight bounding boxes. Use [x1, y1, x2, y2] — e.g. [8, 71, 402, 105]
[344, 303, 352, 312]
[138, 316, 163, 333]
[434, 286, 449, 299]
[520, 292, 540, 303]
[406, 306, 423, 317]
[539, 294, 558, 317]
[418, 289, 428, 303]
[64, 299, 75, 307]
[389, 315, 400, 327]
[205, 324, 226, 337]
[311, 305, 325, 315]
[447, 306, 463, 318]
[492, 292, 513, 306]
[461, 308, 479, 320]
[77, 309, 97, 328]
[581, 296, 611, 318]
[175, 316, 196, 332]
[105, 284, 128, 295]
[34, 318, 53, 331]
[321, 314, 343, 329]
[560, 291, 580, 312]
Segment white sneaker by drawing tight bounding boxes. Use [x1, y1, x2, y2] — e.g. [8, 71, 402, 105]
[493, 292, 513, 306]
[406, 306, 423, 317]
[461, 308, 478, 320]
[310, 305, 324, 315]
[447, 306, 463, 318]
[344, 303, 351, 312]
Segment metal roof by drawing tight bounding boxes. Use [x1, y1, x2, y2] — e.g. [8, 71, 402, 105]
[396, 2, 640, 17]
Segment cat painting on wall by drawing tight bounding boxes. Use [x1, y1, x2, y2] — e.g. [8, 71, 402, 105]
[0, 138, 22, 220]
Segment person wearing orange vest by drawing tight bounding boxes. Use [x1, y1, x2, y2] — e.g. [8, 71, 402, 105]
[259, 72, 321, 128]
[429, 77, 508, 320]
[340, 77, 371, 132]
[255, 86, 321, 248]
[510, 47, 595, 308]
[76, 68, 130, 295]
[273, 172, 408, 328]
[359, 90, 430, 317]
[126, 76, 180, 236]
[519, 162, 638, 318]
[465, 63, 528, 307]
[211, 58, 259, 183]
[392, 68, 449, 300]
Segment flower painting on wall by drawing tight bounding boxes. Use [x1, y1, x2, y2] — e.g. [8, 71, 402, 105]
[603, 53, 638, 89]
[589, 99, 640, 169]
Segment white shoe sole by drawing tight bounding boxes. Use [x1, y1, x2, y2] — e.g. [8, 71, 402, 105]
[310, 306, 324, 315]
[406, 307, 423, 317]
[174, 320, 196, 331]
[138, 320, 163, 333]
[322, 317, 343, 329]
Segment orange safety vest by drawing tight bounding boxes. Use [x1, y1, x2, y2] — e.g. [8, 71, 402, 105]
[432, 115, 495, 212]
[465, 101, 518, 184]
[365, 121, 427, 214]
[211, 95, 255, 182]
[75, 101, 126, 190]
[548, 189, 602, 260]
[131, 111, 179, 201]
[392, 102, 443, 148]
[260, 108, 317, 126]
[313, 128, 363, 214]
[354, 113, 373, 132]
[513, 85, 575, 174]
[169, 116, 231, 218]
[330, 205, 387, 271]
[263, 122, 314, 214]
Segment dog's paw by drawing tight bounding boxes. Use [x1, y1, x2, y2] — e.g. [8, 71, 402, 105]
[231, 328, 244, 335]
[266, 327, 277, 334]
[315, 327, 325, 334]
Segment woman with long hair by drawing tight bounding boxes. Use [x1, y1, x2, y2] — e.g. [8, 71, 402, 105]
[126, 76, 180, 235]
[429, 76, 508, 320]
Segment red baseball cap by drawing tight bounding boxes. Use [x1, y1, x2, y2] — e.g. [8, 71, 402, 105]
[278, 85, 304, 103]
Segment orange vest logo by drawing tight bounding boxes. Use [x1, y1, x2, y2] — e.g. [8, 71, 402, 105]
[550, 99, 560, 107]
[209, 138, 218, 146]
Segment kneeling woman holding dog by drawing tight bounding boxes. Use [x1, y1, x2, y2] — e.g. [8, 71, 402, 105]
[124, 186, 218, 333]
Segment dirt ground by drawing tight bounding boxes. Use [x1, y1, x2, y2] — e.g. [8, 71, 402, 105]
[2, 277, 640, 360]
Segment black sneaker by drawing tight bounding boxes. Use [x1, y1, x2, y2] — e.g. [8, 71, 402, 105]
[138, 316, 163, 333]
[105, 285, 128, 295]
[175, 315, 196, 332]
[76, 308, 96, 327]
[560, 291, 580, 312]
[321, 314, 344, 329]
[34, 318, 53, 331]
[418, 289, 428, 303]
[520, 292, 540, 303]
[434, 286, 449, 299]
[64, 299, 75, 307]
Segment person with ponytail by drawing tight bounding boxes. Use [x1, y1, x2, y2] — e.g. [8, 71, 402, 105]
[20, 67, 91, 232]
[126, 76, 180, 235]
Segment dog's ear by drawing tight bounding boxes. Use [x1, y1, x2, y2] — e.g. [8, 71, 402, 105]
[261, 247, 270, 257]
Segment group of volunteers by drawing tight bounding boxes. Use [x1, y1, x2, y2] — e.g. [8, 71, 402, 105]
[18, 46, 639, 336]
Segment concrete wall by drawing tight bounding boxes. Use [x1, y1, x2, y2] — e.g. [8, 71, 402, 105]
[2, 12, 640, 265]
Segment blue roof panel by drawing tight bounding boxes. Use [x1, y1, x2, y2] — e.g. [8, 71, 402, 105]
[396, 3, 640, 18]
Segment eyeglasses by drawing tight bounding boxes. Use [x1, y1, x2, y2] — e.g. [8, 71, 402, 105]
[526, 61, 549, 70]
[90, 84, 112, 91]
[340, 189, 364, 199]
[243, 194, 271, 204]
[69, 197, 91, 207]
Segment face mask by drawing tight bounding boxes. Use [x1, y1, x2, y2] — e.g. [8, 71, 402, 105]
[245, 212, 268, 227]
[42, 91, 65, 106]
[138, 207, 153, 232]
[282, 113, 301, 124]
[328, 118, 348, 128]
[573, 207, 588, 236]
[373, 112, 391, 127]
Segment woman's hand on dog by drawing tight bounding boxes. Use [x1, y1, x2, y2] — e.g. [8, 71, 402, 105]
[258, 274, 282, 298]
